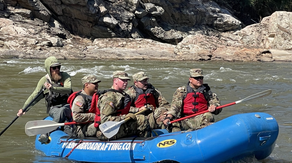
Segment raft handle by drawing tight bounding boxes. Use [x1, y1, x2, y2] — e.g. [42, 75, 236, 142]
[259, 135, 271, 146]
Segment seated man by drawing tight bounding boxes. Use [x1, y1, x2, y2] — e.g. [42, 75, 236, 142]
[126, 71, 169, 129]
[97, 71, 150, 139]
[163, 68, 221, 132]
[68, 74, 101, 138]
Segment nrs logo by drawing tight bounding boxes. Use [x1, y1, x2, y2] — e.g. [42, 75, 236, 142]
[157, 139, 176, 148]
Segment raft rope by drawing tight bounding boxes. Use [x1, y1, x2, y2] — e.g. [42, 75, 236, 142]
[65, 139, 83, 158]
[63, 126, 83, 158]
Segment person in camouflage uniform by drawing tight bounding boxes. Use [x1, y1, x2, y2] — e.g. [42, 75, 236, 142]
[97, 71, 150, 139]
[163, 68, 221, 132]
[126, 71, 169, 129]
[69, 75, 101, 138]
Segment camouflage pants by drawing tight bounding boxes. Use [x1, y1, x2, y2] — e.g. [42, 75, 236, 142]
[147, 106, 168, 129]
[96, 115, 148, 140]
[96, 107, 169, 140]
[167, 122, 181, 133]
[130, 108, 170, 137]
[180, 112, 215, 131]
[130, 106, 169, 137]
[75, 123, 97, 138]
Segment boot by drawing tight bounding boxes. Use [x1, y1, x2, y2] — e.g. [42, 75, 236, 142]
[38, 133, 51, 144]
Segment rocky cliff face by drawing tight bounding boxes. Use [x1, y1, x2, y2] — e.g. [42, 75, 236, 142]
[4, 0, 242, 44]
[1, 0, 292, 62]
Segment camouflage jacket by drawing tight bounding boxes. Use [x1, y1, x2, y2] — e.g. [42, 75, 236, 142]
[167, 83, 221, 118]
[97, 89, 129, 123]
[71, 90, 95, 123]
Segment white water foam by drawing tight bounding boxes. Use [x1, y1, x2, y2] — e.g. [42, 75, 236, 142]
[19, 66, 45, 74]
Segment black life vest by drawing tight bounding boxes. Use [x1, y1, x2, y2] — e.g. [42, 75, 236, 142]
[67, 90, 107, 128]
[67, 91, 92, 112]
[45, 80, 72, 113]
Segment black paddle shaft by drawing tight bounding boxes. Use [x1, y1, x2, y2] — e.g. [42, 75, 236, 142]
[0, 88, 45, 136]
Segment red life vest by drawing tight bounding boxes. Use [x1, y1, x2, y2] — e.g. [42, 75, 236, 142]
[67, 91, 82, 109]
[183, 84, 210, 116]
[90, 93, 101, 128]
[132, 84, 157, 108]
[116, 101, 131, 115]
[67, 91, 101, 128]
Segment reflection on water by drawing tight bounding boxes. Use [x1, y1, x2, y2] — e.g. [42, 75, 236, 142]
[0, 59, 291, 162]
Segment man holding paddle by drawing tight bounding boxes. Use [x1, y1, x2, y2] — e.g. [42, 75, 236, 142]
[163, 68, 221, 132]
[17, 56, 73, 143]
[126, 71, 169, 129]
[97, 71, 150, 139]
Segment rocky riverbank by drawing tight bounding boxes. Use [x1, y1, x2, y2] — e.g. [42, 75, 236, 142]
[1, 1, 292, 62]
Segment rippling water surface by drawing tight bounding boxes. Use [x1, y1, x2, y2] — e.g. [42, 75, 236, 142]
[0, 59, 291, 162]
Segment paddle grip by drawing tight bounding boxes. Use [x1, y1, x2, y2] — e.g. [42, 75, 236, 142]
[124, 107, 150, 122]
[64, 121, 94, 125]
[64, 121, 77, 125]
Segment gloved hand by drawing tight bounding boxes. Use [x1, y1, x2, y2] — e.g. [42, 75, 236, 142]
[125, 113, 137, 121]
[145, 104, 155, 111]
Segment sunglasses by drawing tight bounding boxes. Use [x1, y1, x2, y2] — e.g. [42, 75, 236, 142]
[139, 79, 149, 83]
[51, 66, 61, 70]
[193, 76, 204, 80]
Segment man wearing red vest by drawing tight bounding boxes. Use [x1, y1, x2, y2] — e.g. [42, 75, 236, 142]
[163, 68, 221, 132]
[97, 71, 150, 139]
[69, 74, 101, 138]
[126, 71, 169, 129]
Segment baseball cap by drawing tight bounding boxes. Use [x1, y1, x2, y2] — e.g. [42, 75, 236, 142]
[112, 71, 130, 80]
[190, 68, 203, 77]
[81, 75, 101, 85]
[132, 71, 148, 81]
[50, 63, 61, 67]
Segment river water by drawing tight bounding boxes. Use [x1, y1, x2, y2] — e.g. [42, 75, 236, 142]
[0, 59, 291, 162]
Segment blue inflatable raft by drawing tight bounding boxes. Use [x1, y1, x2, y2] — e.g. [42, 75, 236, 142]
[35, 112, 278, 163]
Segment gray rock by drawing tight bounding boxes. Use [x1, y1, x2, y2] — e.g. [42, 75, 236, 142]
[1, 1, 292, 62]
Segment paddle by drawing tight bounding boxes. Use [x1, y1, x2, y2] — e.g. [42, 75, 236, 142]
[0, 88, 45, 136]
[169, 89, 272, 124]
[99, 107, 150, 139]
[25, 120, 78, 136]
